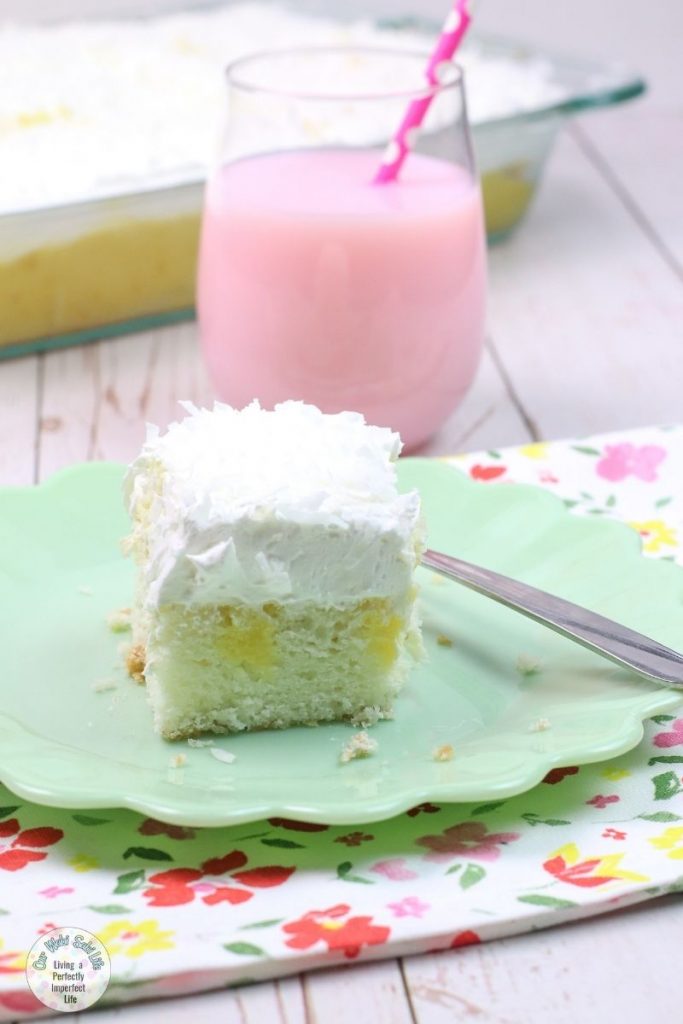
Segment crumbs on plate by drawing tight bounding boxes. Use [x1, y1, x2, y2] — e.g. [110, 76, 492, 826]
[107, 607, 132, 633]
[340, 731, 378, 764]
[516, 653, 542, 677]
[436, 634, 454, 647]
[529, 717, 551, 733]
[210, 748, 236, 764]
[432, 743, 455, 762]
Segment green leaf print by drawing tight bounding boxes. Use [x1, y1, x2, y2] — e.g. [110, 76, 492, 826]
[518, 895, 577, 909]
[0, 806, 20, 820]
[239, 919, 285, 930]
[88, 904, 133, 914]
[651, 715, 676, 725]
[655, 497, 673, 509]
[113, 869, 146, 894]
[640, 812, 682, 823]
[446, 864, 462, 875]
[336, 861, 374, 884]
[572, 446, 601, 456]
[652, 771, 683, 801]
[606, 495, 617, 508]
[122, 847, 174, 862]
[460, 864, 486, 889]
[522, 813, 570, 827]
[223, 942, 265, 957]
[471, 802, 505, 816]
[648, 756, 683, 766]
[72, 814, 111, 826]
[260, 838, 305, 849]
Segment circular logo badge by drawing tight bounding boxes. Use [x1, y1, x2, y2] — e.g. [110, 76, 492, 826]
[26, 927, 111, 1013]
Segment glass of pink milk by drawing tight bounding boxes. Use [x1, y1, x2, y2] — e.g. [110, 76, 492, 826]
[197, 47, 487, 450]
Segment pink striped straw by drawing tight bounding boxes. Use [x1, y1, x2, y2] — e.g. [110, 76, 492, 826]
[374, 0, 472, 185]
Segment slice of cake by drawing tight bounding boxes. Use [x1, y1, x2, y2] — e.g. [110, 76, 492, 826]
[123, 400, 424, 739]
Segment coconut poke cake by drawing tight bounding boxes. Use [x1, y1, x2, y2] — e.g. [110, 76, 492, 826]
[123, 400, 424, 739]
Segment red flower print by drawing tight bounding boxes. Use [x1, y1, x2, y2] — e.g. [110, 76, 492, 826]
[543, 843, 647, 887]
[451, 930, 481, 948]
[543, 766, 579, 785]
[603, 829, 627, 841]
[470, 464, 506, 482]
[654, 719, 683, 748]
[406, 802, 441, 817]
[142, 851, 294, 908]
[586, 795, 620, 809]
[138, 818, 197, 840]
[596, 443, 665, 483]
[282, 904, 390, 959]
[334, 832, 374, 847]
[0, 991, 45, 1013]
[0, 820, 63, 871]
[268, 817, 329, 832]
[417, 821, 520, 862]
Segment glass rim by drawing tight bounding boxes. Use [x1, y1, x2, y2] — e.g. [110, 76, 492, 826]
[225, 45, 464, 103]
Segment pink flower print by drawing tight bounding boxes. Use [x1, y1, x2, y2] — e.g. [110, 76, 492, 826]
[596, 443, 666, 483]
[371, 858, 418, 881]
[586, 794, 620, 809]
[406, 802, 441, 817]
[387, 896, 430, 918]
[654, 720, 683, 748]
[37, 922, 60, 935]
[603, 828, 627, 841]
[334, 832, 374, 848]
[417, 821, 520, 863]
[38, 886, 74, 898]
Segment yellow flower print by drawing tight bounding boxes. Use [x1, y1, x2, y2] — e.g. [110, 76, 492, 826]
[519, 443, 549, 460]
[649, 827, 683, 860]
[544, 843, 649, 886]
[0, 937, 26, 973]
[601, 768, 631, 781]
[629, 519, 678, 553]
[68, 853, 100, 872]
[97, 919, 175, 958]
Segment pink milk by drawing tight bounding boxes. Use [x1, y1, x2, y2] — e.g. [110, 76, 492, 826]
[197, 148, 487, 450]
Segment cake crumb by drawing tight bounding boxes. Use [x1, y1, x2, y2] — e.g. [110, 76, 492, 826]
[92, 677, 117, 694]
[169, 753, 187, 768]
[436, 634, 454, 647]
[529, 717, 551, 733]
[107, 607, 132, 633]
[187, 737, 214, 748]
[125, 643, 146, 683]
[433, 743, 455, 762]
[351, 705, 383, 728]
[516, 653, 542, 677]
[210, 748, 236, 764]
[340, 731, 378, 764]
[78, 584, 93, 596]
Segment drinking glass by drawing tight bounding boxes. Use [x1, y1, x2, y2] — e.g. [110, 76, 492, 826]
[197, 46, 487, 450]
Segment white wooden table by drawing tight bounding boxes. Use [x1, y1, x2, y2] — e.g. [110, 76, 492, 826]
[1, 0, 682, 1019]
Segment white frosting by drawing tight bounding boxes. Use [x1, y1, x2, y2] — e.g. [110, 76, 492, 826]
[0, 2, 566, 214]
[125, 400, 422, 608]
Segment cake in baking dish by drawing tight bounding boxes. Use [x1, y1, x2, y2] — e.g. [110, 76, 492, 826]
[123, 400, 424, 739]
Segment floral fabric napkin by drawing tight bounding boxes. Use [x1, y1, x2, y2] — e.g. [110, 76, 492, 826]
[1, 425, 682, 1021]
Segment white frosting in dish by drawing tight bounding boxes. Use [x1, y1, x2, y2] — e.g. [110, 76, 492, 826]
[125, 400, 422, 608]
[1, 2, 565, 214]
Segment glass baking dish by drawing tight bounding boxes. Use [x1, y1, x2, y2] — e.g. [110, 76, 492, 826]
[0, 24, 644, 360]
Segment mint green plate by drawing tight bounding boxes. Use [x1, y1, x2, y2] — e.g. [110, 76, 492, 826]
[0, 461, 680, 826]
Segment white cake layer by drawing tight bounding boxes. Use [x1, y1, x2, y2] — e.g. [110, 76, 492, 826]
[125, 400, 422, 609]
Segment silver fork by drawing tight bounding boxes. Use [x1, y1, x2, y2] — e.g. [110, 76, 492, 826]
[422, 548, 683, 687]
